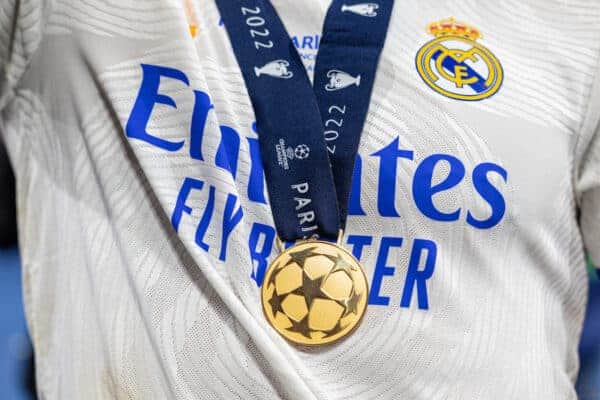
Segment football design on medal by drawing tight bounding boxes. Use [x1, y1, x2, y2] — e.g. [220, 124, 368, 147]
[261, 241, 368, 346]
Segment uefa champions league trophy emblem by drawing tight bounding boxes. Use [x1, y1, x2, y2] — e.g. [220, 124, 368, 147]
[340, 3, 379, 17]
[254, 60, 294, 79]
[325, 70, 361, 91]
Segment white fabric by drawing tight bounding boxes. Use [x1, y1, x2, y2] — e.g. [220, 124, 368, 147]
[1, 1, 600, 399]
[578, 66, 600, 267]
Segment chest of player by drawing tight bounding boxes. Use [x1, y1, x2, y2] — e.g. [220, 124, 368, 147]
[168, 2, 594, 233]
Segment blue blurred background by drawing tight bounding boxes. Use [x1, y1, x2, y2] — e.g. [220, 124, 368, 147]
[0, 139, 598, 399]
[1, 141, 35, 400]
[0, 248, 34, 400]
[578, 264, 600, 400]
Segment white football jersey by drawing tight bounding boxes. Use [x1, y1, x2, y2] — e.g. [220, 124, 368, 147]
[1, 0, 600, 399]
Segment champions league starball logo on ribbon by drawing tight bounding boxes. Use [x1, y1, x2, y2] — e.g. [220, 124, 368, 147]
[294, 144, 310, 159]
[416, 18, 503, 101]
[276, 139, 311, 170]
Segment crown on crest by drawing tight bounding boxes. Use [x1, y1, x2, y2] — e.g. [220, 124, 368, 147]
[427, 18, 482, 40]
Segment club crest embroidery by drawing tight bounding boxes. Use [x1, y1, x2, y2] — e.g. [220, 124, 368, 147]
[416, 18, 503, 101]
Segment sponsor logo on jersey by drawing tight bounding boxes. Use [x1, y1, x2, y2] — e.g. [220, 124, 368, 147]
[126, 63, 510, 311]
[416, 18, 503, 101]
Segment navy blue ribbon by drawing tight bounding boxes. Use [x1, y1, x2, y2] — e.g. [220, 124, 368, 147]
[216, 0, 394, 241]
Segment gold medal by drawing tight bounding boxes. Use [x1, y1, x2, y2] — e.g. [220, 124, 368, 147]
[261, 239, 368, 346]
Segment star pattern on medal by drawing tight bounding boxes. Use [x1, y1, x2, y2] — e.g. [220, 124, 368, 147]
[323, 319, 345, 338]
[326, 253, 359, 275]
[267, 246, 317, 288]
[268, 290, 285, 315]
[264, 244, 366, 341]
[288, 247, 317, 267]
[341, 288, 362, 317]
[286, 254, 332, 338]
[292, 267, 329, 310]
[286, 315, 312, 338]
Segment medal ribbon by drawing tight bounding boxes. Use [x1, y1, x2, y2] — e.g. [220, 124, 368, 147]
[215, 0, 394, 242]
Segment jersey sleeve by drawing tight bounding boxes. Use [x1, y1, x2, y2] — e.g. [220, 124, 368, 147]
[577, 66, 600, 269]
[0, 0, 48, 112]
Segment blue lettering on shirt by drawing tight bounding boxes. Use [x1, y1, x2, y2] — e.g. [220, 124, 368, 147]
[126, 63, 511, 312]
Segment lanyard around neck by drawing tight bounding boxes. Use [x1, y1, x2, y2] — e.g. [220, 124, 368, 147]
[215, 0, 394, 242]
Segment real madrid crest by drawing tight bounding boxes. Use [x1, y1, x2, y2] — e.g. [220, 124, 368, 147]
[416, 18, 503, 101]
